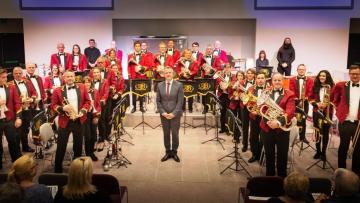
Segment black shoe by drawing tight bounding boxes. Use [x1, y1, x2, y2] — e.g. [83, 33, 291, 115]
[242, 147, 247, 152]
[161, 153, 172, 162]
[23, 147, 35, 153]
[301, 138, 310, 144]
[320, 154, 326, 161]
[106, 136, 112, 142]
[248, 156, 258, 163]
[219, 130, 225, 133]
[140, 107, 145, 113]
[90, 155, 98, 162]
[313, 152, 321, 159]
[172, 154, 180, 162]
[131, 108, 136, 113]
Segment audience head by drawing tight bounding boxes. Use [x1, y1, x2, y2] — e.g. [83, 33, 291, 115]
[13, 67, 23, 81]
[0, 69, 8, 85]
[283, 172, 309, 201]
[89, 39, 96, 48]
[0, 182, 23, 203]
[333, 168, 360, 197]
[63, 156, 96, 200]
[8, 154, 37, 184]
[349, 65, 360, 84]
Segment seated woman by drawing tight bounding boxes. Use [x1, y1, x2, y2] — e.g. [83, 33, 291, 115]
[54, 157, 111, 203]
[8, 155, 54, 203]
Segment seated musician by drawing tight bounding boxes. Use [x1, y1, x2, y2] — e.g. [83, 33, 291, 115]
[175, 49, 200, 113]
[83, 76, 101, 161]
[309, 70, 334, 161]
[44, 65, 63, 104]
[67, 44, 87, 72]
[12, 67, 37, 153]
[259, 73, 295, 177]
[247, 72, 267, 163]
[153, 42, 174, 79]
[51, 70, 91, 173]
[216, 63, 232, 134]
[289, 64, 314, 144]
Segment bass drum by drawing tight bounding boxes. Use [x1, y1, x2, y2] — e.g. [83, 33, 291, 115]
[39, 123, 54, 144]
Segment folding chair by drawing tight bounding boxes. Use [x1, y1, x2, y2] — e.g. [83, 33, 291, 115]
[308, 177, 332, 200]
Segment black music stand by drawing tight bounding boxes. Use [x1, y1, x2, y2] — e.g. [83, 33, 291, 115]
[132, 79, 153, 134]
[30, 110, 47, 159]
[218, 109, 252, 177]
[194, 78, 216, 134]
[306, 131, 335, 172]
[152, 78, 165, 129]
[179, 80, 198, 135]
[293, 107, 316, 156]
[201, 92, 225, 150]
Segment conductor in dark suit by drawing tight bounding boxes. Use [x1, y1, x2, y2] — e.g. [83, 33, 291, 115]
[156, 67, 184, 162]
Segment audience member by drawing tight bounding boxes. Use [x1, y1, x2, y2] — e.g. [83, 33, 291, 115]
[0, 182, 23, 203]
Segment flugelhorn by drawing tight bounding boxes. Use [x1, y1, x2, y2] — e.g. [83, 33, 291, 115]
[21, 92, 33, 111]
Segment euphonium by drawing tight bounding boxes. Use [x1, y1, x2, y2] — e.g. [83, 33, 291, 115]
[246, 93, 259, 114]
[63, 98, 79, 120]
[179, 57, 191, 79]
[201, 63, 216, 77]
[257, 90, 296, 131]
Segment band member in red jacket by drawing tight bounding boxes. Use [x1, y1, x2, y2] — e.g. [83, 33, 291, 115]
[44, 65, 64, 104]
[192, 42, 203, 78]
[128, 41, 152, 113]
[104, 48, 122, 70]
[67, 44, 87, 72]
[12, 67, 37, 153]
[89, 57, 116, 87]
[0, 68, 22, 169]
[259, 73, 295, 177]
[332, 65, 360, 175]
[25, 63, 46, 110]
[50, 43, 71, 70]
[289, 64, 314, 143]
[83, 76, 101, 161]
[104, 40, 123, 65]
[175, 49, 200, 113]
[213, 40, 228, 63]
[216, 63, 232, 134]
[167, 40, 181, 63]
[153, 42, 174, 79]
[309, 70, 334, 162]
[51, 70, 91, 173]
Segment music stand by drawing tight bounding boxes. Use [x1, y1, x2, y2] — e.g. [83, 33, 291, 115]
[201, 92, 225, 150]
[30, 110, 47, 159]
[293, 106, 316, 156]
[132, 79, 153, 134]
[306, 132, 335, 172]
[218, 108, 252, 177]
[179, 80, 198, 135]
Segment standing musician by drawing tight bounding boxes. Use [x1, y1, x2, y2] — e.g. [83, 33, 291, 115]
[25, 63, 46, 111]
[175, 49, 200, 113]
[332, 65, 360, 174]
[44, 65, 64, 104]
[309, 70, 334, 161]
[128, 41, 152, 113]
[167, 40, 181, 63]
[83, 76, 100, 161]
[89, 56, 116, 86]
[216, 63, 232, 134]
[191, 42, 203, 77]
[51, 70, 91, 173]
[289, 64, 314, 143]
[200, 45, 222, 114]
[153, 42, 174, 79]
[50, 42, 71, 70]
[260, 73, 295, 177]
[104, 40, 123, 65]
[91, 67, 110, 151]
[12, 67, 37, 153]
[213, 40, 228, 63]
[228, 70, 245, 142]
[67, 44, 87, 72]
[247, 72, 267, 163]
[105, 48, 122, 70]
[0, 68, 22, 170]
[109, 64, 125, 130]
[241, 68, 256, 152]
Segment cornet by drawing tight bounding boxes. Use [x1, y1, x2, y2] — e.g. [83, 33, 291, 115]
[21, 92, 33, 111]
[201, 63, 216, 77]
[63, 98, 79, 120]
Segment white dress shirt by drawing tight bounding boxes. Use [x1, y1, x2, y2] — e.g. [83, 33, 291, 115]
[167, 49, 173, 56]
[0, 87, 6, 119]
[53, 77, 61, 87]
[346, 82, 360, 121]
[73, 55, 79, 66]
[28, 74, 41, 99]
[184, 61, 190, 69]
[66, 85, 78, 114]
[298, 78, 304, 99]
[59, 53, 65, 67]
[160, 55, 165, 66]
[192, 52, 198, 60]
[16, 80, 28, 97]
[205, 55, 212, 65]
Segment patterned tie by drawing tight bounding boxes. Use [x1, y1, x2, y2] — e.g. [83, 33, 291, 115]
[166, 82, 170, 96]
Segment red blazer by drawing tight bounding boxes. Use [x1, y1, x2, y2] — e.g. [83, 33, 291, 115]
[50, 53, 71, 69]
[247, 85, 267, 120]
[88, 89, 101, 117]
[127, 53, 152, 79]
[167, 49, 181, 63]
[43, 75, 64, 91]
[213, 49, 228, 63]
[93, 79, 110, 103]
[200, 55, 222, 77]
[67, 54, 87, 71]
[331, 81, 360, 123]
[289, 76, 314, 99]
[2, 84, 22, 121]
[193, 51, 204, 65]
[175, 59, 200, 80]
[309, 86, 334, 118]
[260, 89, 296, 133]
[89, 67, 116, 88]
[51, 84, 91, 128]
[11, 80, 37, 101]
[24, 74, 46, 100]
[153, 54, 174, 78]
[105, 49, 123, 64]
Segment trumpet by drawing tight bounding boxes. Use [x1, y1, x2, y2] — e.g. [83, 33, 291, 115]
[257, 90, 296, 131]
[0, 96, 8, 118]
[129, 58, 146, 75]
[63, 98, 79, 120]
[201, 63, 216, 77]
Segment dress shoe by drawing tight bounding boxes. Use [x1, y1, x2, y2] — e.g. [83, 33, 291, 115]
[172, 154, 181, 162]
[161, 153, 172, 162]
[155, 109, 159, 113]
[131, 108, 136, 113]
[90, 154, 99, 162]
[202, 109, 207, 114]
[140, 107, 145, 113]
[106, 136, 112, 142]
[313, 152, 321, 159]
[23, 147, 35, 153]
[248, 156, 258, 163]
[242, 147, 247, 152]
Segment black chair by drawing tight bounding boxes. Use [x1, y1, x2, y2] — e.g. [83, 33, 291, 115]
[308, 177, 332, 196]
[239, 176, 284, 203]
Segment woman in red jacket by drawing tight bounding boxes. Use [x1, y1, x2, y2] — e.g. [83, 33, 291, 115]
[67, 44, 87, 72]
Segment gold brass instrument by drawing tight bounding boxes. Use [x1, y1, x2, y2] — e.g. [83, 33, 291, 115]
[317, 84, 334, 125]
[215, 71, 230, 91]
[179, 57, 192, 79]
[129, 58, 146, 75]
[155, 55, 166, 77]
[257, 90, 296, 131]
[201, 63, 216, 77]
[21, 92, 33, 111]
[0, 96, 8, 118]
[62, 98, 79, 120]
[230, 80, 253, 105]
[246, 93, 259, 114]
[348, 122, 360, 158]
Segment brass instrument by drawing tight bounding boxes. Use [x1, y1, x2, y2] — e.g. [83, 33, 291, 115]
[0, 96, 8, 118]
[246, 93, 259, 114]
[215, 71, 230, 91]
[348, 122, 360, 158]
[63, 98, 79, 120]
[230, 80, 252, 104]
[201, 63, 216, 77]
[155, 55, 166, 77]
[129, 58, 146, 75]
[317, 84, 334, 125]
[257, 90, 296, 131]
[21, 92, 33, 111]
[179, 57, 192, 79]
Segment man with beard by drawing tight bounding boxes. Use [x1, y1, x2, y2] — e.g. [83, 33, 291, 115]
[277, 37, 295, 76]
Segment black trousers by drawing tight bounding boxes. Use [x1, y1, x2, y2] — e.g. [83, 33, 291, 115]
[338, 121, 360, 174]
[55, 120, 84, 172]
[219, 93, 229, 132]
[183, 97, 193, 111]
[98, 101, 111, 142]
[277, 65, 292, 76]
[313, 112, 330, 154]
[232, 106, 241, 142]
[15, 110, 31, 151]
[132, 94, 144, 110]
[0, 119, 21, 168]
[250, 116, 262, 159]
[241, 107, 250, 148]
[160, 116, 181, 153]
[296, 100, 309, 140]
[85, 113, 97, 157]
[261, 129, 290, 177]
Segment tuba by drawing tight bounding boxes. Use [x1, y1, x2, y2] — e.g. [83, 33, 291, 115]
[63, 98, 79, 120]
[257, 90, 296, 131]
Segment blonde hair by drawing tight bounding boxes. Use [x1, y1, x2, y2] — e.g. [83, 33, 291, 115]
[283, 172, 309, 200]
[63, 157, 96, 200]
[8, 155, 36, 183]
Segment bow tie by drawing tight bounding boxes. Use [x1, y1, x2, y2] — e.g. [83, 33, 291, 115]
[136, 53, 141, 56]
[168, 49, 173, 52]
[53, 76, 59, 78]
[206, 55, 212, 58]
[0, 85, 5, 88]
[67, 86, 76, 90]
[297, 76, 305, 80]
[29, 75, 36, 79]
[273, 89, 282, 93]
[18, 81, 25, 84]
[59, 53, 64, 56]
[257, 86, 264, 89]
[352, 83, 360, 87]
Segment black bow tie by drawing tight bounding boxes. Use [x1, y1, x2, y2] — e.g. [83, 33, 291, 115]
[168, 49, 173, 52]
[257, 86, 264, 89]
[59, 53, 64, 56]
[18, 81, 25, 84]
[0, 85, 5, 88]
[29, 75, 36, 79]
[297, 76, 305, 80]
[273, 89, 282, 93]
[352, 83, 359, 87]
[67, 86, 76, 90]
[136, 53, 141, 56]
[53, 76, 59, 78]
[247, 80, 254, 84]
[206, 55, 212, 58]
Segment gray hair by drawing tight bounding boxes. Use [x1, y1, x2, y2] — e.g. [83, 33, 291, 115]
[334, 168, 360, 197]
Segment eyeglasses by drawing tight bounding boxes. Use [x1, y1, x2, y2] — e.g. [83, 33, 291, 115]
[349, 73, 359, 76]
